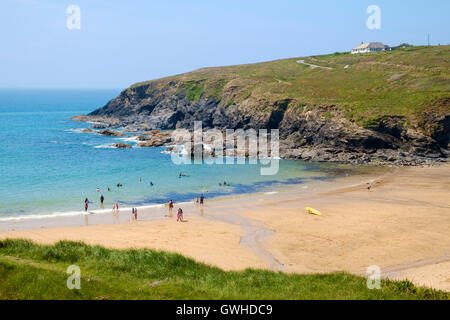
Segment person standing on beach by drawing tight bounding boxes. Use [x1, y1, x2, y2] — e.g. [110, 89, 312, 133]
[168, 200, 174, 217]
[100, 195, 104, 204]
[134, 207, 138, 221]
[200, 194, 204, 205]
[176, 208, 183, 222]
[84, 200, 88, 212]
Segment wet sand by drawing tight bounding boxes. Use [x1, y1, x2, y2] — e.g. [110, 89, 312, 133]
[1, 164, 449, 291]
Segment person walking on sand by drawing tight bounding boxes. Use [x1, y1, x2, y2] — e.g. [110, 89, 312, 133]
[176, 208, 184, 222]
[168, 200, 174, 216]
[200, 194, 204, 205]
[134, 207, 138, 221]
[84, 199, 88, 212]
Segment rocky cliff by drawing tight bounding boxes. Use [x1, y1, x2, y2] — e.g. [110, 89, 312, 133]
[83, 46, 450, 165]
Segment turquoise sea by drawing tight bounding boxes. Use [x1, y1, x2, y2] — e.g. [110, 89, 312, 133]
[0, 89, 349, 220]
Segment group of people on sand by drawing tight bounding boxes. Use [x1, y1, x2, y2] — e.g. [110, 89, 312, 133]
[169, 199, 184, 222]
[168, 194, 205, 222]
[84, 175, 207, 223]
[195, 194, 205, 205]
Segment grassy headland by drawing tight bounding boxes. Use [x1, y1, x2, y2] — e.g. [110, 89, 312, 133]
[131, 45, 449, 129]
[0, 240, 447, 300]
[86, 46, 449, 164]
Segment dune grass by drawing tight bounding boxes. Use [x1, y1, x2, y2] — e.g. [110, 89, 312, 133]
[0, 239, 448, 300]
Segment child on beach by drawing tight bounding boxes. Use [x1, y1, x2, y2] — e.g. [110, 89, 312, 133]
[176, 208, 183, 222]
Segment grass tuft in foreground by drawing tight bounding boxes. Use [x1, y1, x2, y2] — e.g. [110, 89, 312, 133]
[0, 239, 447, 300]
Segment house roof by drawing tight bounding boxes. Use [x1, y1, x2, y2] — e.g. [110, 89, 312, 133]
[353, 42, 388, 50]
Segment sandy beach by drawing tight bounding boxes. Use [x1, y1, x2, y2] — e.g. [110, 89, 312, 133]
[1, 164, 449, 292]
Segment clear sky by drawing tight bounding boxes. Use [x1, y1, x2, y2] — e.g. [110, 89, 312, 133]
[1, 0, 449, 88]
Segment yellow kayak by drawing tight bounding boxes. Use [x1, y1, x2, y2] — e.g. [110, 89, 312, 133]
[306, 207, 322, 216]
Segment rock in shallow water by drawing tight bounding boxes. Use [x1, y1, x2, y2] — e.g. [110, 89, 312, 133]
[111, 143, 132, 149]
[98, 129, 126, 137]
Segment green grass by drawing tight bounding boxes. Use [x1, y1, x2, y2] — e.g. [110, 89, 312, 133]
[184, 81, 204, 102]
[0, 240, 448, 300]
[129, 46, 449, 131]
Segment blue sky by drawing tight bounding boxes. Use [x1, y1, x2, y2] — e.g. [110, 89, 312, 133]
[1, 0, 449, 88]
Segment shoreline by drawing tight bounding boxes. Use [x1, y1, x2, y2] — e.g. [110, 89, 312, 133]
[1, 164, 449, 291]
[0, 163, 379, 229]
[0, 165, 386, 232]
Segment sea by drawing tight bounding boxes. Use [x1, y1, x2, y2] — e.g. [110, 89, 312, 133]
[0, 89, 352, 221]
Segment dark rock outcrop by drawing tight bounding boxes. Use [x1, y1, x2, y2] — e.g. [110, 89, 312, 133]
[137, 130, 173, 148]
[82, 83, 448, 165]
[98, 129, 126, 137]
[111, 143, 132, 149]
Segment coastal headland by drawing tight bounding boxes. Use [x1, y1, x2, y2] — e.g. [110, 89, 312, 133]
[73, 46, 449, 166]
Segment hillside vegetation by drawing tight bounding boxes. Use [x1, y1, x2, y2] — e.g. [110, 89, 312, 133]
[132, 45, 449, 127]
[87, 46, 449, 164]
[0, 240, 448, 300]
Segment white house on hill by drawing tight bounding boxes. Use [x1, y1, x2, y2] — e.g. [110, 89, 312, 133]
[351, 42, 391, 54]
